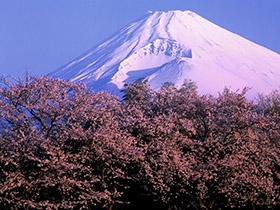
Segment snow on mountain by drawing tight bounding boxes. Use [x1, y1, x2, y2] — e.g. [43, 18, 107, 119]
[50, 10, 280, 97]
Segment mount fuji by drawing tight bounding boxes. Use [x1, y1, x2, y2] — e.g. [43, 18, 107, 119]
[50, 10, 280, 97]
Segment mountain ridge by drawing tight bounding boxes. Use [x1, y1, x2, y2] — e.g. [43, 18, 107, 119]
[50, 10, 280, 98]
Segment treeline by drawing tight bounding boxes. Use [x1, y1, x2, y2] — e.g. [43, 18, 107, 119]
[0, 77, 279, 210]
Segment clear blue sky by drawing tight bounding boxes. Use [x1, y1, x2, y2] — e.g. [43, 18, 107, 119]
[0, 0, 279, 77]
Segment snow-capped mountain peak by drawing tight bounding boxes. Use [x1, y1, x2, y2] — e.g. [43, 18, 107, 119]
[50, 10, 280, 97]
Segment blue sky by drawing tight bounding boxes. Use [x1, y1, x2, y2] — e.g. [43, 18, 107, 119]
[0, 0, 279, 77]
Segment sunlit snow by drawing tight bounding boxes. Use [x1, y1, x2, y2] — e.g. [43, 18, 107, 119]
[50, 10, 280, 98]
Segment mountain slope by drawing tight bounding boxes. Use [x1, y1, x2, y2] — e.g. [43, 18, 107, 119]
[50, 10, 280, 97]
